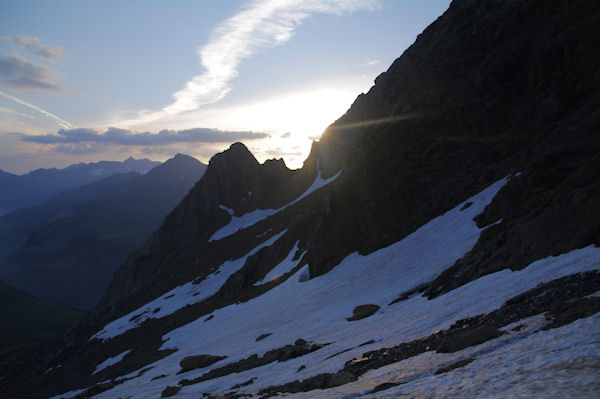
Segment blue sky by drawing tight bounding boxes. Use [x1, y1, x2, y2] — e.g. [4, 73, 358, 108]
[0, 0, 450, 173]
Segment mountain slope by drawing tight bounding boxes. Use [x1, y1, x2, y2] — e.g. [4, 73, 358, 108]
[0, 171, 141, 263]
[0, 280, 82, 354]
[0, 154, 206, 310]
[1, 0, 599, 398]
[0, 158, 160, 215]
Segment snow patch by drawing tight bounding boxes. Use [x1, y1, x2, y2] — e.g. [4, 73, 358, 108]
[210, 161, 341, 241]
[254, 241, 305, 285]
[92, 350, 131, 375]
[91, 230, 287, 341]
[218, 205, 234, 216]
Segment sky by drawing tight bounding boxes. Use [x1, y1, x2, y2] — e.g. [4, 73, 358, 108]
[0, 0, 450, 174]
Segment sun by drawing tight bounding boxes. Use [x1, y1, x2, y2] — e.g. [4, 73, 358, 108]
[221, 88, 360, 168]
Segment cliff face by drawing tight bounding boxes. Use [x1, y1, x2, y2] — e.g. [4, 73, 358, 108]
[1, 1, 599, 398]
[92, 0, 599, 341]
[305, 0, 600, 279]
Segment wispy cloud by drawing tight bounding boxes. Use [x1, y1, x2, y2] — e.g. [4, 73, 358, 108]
[0, 105, 34, 119]
[129, 0, 380, 125]
[3, 35, 63, 61]
[53, 143, 105, 155]
[0, 90, 75, 129]
[21, 127, 269, 145]
[0, 54, 66, 91]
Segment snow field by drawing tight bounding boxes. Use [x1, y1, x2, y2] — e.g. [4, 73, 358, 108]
[92, 350, 131, 376]
[91, 230, 287, 340]
[61, 175, 600, 398]
[210, 161, 341, 241]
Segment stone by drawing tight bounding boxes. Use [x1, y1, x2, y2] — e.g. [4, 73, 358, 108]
[179, 354, 226, 372]
[161, 386, 181, 397]
[347, 304, 380, 321]
[437, 326, 502, 353]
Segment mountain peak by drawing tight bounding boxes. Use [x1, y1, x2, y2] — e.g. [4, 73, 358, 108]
[204, 143, 260, 187]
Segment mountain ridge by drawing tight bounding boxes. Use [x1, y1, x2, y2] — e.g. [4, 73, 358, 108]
[0, 154, 207, 310]
[0, 157, 160, 215]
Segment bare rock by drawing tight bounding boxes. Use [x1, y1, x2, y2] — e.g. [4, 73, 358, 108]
[347, 304, 380, 321]
[179, 354, 226, 372]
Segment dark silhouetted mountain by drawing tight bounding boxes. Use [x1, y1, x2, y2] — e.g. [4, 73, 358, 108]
[0, 158, 160, 215]
[0, 280, 82, 355]
[1, 1, 599, 398]
[0, 154, 206, 310]
[0, 169, 17, 181]
[0, 172, 141, 263]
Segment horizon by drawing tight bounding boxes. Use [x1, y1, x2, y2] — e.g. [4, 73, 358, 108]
[0, 0, 450, 174]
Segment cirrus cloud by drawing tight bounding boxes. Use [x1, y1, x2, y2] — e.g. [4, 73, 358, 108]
[3, 35, 63, 61]
[127, 0, 380, 125]
[0, 54, 66, 91]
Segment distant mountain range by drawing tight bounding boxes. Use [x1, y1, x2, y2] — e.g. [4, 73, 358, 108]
[0, 157, 160, 215]
[0, 154, 206, 310]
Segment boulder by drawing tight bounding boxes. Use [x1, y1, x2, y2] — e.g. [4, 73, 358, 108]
[161, 385, 181, 397]
[179, 354, 226, 372]
[437, 326, 502, 353]
[347, 304, 380, 321]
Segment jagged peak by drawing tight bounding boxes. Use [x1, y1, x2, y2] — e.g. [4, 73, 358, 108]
[207, 142, 259, 171]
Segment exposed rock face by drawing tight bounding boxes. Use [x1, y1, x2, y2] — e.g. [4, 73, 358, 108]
[437, 325, 502, 353]
[179, 354, 226, 372]
[347, 304, 380, 321]
[95, 0, 599, 326]
[94, 142, 318, 321]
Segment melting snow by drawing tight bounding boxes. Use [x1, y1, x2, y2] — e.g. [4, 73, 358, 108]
[92, 350, 131, 375]
[254, 241, 305, 285]
[210, 162, 341, 241]
[218, 204, 233, 216]
[63, 176, 600, 398]
[91, 230, 287, 341]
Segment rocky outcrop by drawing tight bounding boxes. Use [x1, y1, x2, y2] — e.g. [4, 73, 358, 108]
[347, 304, 380, 321]
[259, 271, 600, 396]
[179, 354, 226, 372]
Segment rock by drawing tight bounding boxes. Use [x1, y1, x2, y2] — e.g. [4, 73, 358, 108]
[371, 381, 401, 393]
[347, 304, 380, 321]
[256, 333, 272, 342]
[329, 371, 356, 387]
[179, 354, 226, 372]
[437, 326, 502, 353]
[161, 385, 181, 397]
[294, 338, 307, 346]
[434, 357, 475, 374]
[544, 297, 600, 329]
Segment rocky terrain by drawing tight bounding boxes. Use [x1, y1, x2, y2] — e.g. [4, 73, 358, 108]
[0, 0, 598, 398]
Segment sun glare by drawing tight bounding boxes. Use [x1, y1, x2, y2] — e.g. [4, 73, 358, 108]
[213, 88, 359, 168]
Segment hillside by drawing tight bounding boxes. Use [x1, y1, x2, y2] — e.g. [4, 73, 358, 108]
[0, 281, 82, 355]
[0, 154, 206, 310]
[0, 0, 598, 398]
